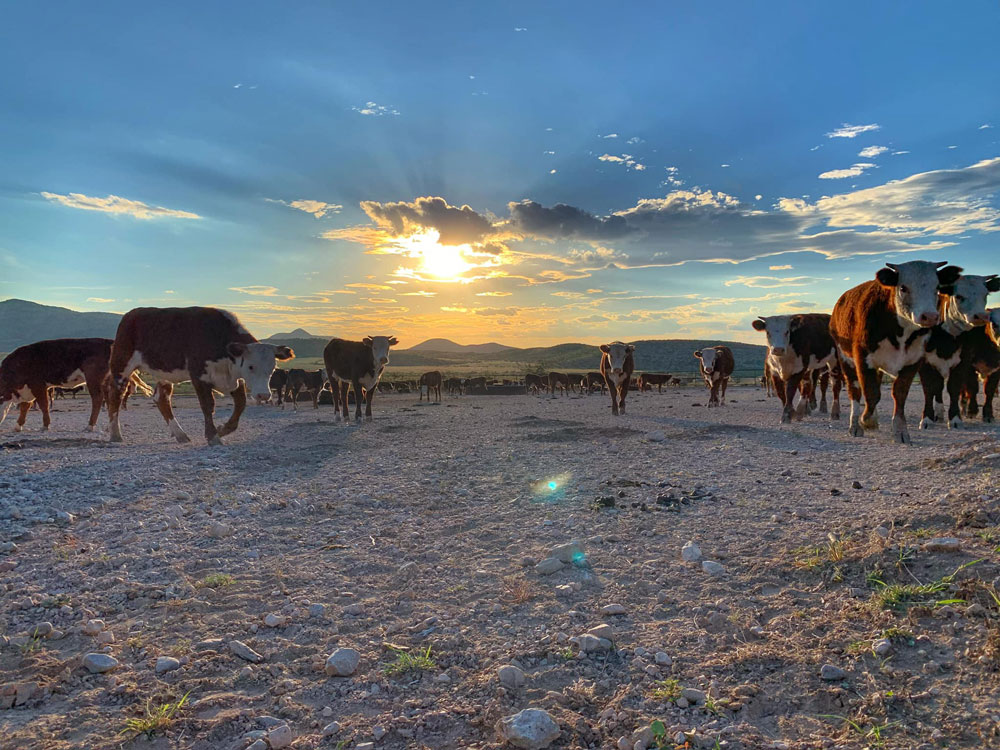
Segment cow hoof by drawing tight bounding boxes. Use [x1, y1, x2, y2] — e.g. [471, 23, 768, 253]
[780, 413, 792, 424]
[861, 418, 879, 430]
[830, 406, 840, 420]
[175, 434, 192, 444]
[919, 417, 932, 430]
[14, 425, 23, 433]
[109, 433, 123, 443]
[895, 430, 912, 445]
[984, 413, 994, 424]
[217, 425, 234, 437]
[949, 416, 962, 430]
[848, 422, 864, 438]
[208, 435, 224, 446]
[41, 426, 50, 432]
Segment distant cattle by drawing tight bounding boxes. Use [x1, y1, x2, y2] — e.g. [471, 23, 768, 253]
[600, 342, 635, 416]
[106, 307, 294, 444]
[583, 371, 607, 395]
[465, 376, 487, 393]
[419, 370, 443, 402]
[918, 274, 999, 429]
[52, 384, 86, 399]
[524, 373, 546, 395]
[669, 376, 681, 387]
[693, 346, 734, 407]
[323, 336, 398, 421]
[830, 260, 962, 444]
[548, 372, 573, 396]
[752, 314, 840, 423]
[1, 338, 148, 433]
[262, 368, 289, 407]
[638, 372, 671, 393]
[285, 368, 328, 410]
[445, 377, 464, 396]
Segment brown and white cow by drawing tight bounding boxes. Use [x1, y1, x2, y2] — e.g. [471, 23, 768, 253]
[285, 368, 328, 410]
[261, 368, 289, 407]
[955, 310, 1000, 423]
[323, 336, 398, 421]
[445, 377, 464, 396]
[600, 342, 635, 416]
[830, 260, 962, 444]
[548, 372, 573, 396]
[693, 346, 734, 407]
[638, 372, 671, 393]
[752, 314, 840, 424]
[583, 371, 607, 395]
[524, 373, 545, 395]
[917, 274, 999, 429]
[106, 307, 294, 445]
[419, 370, 443, 402]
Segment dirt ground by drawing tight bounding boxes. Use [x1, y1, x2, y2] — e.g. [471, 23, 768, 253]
[2, 385, 999, 750]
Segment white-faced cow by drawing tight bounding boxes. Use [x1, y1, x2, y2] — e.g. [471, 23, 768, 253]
[830, 260, 962, 444]
[106, 307, 294, 445]
[548, 372, 573, 396]
[600, 341, 635, 416]
[752, 314, 840, 424]
[419, 371, 443, 402]
[693, 346, 734, 407]
[918, 274, 999, 429]
[323, 336, 398, 421]
[285, 368, 328, 410]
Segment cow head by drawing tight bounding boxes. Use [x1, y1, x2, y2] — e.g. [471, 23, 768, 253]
[227, 342, 295, 402]
[939, 274, 1000, 329]
[363, 336, 399, 369]
[693, 348, 719, 374]
[599, 342, 634, 375]
[875, 260, 963, 327]
[751, 315, 801, 356]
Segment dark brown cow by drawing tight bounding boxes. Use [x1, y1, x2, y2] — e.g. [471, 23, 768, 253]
[693, 345, 734, 407]
[548, 372, 573, 396]
[600, 342, 635, 416]
[830, 260, 962, 444]
[584, 371, 607, 395]
[638, 372, 671, 393]
[464, 376, 487, 393]
[285, 368, 328, 410]
[523, 373, 545, 395]
[323, 336, 398, 421]
[106, 307, 294, 444]
[419, 371, 443, 402]
[445, 377, 464, 395]
[0, 338, 147, 433]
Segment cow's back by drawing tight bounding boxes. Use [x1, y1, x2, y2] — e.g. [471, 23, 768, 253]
[2, 338, 112, 388]
[830, 281, 891, 355]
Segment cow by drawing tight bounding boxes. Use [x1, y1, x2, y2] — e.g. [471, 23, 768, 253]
[600, 342, 635, 416]
[917, 274, 999, 429]
[548, 372, 573, 396]
[752, 314, 840, 423]
[955, 311, 1000, 423]
[106, 307, 294, 445]
[830, 260, 962, 444]
[262, 368, 289, 407]
[638, 372, 671, 393]
[524, 373, 546, 395]
[465, 376, 487, 393]
[52, 384, 86, 399]
[693, 346, 734, 407]
[323, 336, 398, 421]
[1, 338, 148, 433]
[285, 368, 328, 410]
[583, 371, 607, 395]
[445, 377, 464, 396]
[419, 371, 443, 402]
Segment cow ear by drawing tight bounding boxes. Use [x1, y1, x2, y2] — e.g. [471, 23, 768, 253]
[751, 318, 766, 331]
[937, 265, 963, 286]
[227, 342, 247, 359]
[875, 267, 899, 287]
[275, 346, 294, 361]
[985, 275, 1000, 293]
[626, 345, 635, 353]
[362, 337, 373, 346]
[693, 350, 702, 359]
[789, 315, 803, 330]
[600, 344, 610, 353]
[388, 337, 398, 346]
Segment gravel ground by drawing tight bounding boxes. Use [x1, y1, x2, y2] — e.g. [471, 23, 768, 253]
[2, 386, 1000, 750]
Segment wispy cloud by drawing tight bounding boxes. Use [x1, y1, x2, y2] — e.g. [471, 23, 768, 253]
[818, 162, 876, 179]
[352, 101, 400, 116]
[598, 153, 646, 171]
[86, 297, 114, 303]
[229, 285, 279, 296]
[41, 192, 200, 220]
[267, 198, 342, 218]
[858, 145, 888, 158]
[981, 124, 994, 130]
[769, 264, 793, 271]
[825, 123, 880, 139]
[724, 275, 829, 288]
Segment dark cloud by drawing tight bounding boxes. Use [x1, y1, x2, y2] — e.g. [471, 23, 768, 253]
[360, 196, 495, 245]
[507, 200, 634, 241]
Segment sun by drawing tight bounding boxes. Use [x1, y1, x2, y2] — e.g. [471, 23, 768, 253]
[394, 230, 474, 280]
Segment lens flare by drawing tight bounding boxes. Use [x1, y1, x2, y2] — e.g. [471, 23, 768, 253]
[531, 473, 572, 503]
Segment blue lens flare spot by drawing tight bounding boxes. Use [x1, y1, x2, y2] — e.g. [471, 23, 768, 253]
[547, 481, 558, 490]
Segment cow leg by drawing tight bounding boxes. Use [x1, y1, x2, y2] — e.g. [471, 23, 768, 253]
[818, 372, 829, 414]
[772, 374, 786, 405]
[312, 388, 319, 409]
[151, 383, 189, 443]
[720, 376, 729, 405]
[782, 372, 804, 423]
[605, 377, 618, 415]
[31, 386, 52, 431]
[84, 376, 104, 432]
[618, 381, 629, 415]
[794, 375, 812, 419]
[340, 381, 350, 421]
[858, 364, 881, 431]
[946, 365, 967, 430]
[217, 382, 247, 438]
[365, 386, 375, 420]
[889, 364, 919, 444]
[829, 367, 841, 420]
[15, 401, 32, 432]
[352, 379, 364, 421]
[290, 386, 299, 411]
[918, 363, 942, 430]
[842, 360, 865, 437]
[982, 371, 999, 423]
[965, 370, 980, 418]
[190, 379, 222, 445]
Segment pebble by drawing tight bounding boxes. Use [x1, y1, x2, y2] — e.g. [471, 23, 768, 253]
[356, 744, 375, 750]
[266, 724, 293, 749]
[322, 721, 341, 736]
[820, 664, 846, 681]
[601, 603, 627, 616]
[308, 603, 326, 618]
[655, 651, 672, 666]
[325, 648, 361, 676]
[681, 540, 702, 562]
[32, 622, 53, 638]
[701, 560, 725, 576]
[645, 430, 666, 442]
[498, 708, 561, 750]
[550, 541, 584, 564]
[534, 557, 564, 575]
[263, 613, 286, 628]
[923, 537, 961, 552]
[246, 741, 267, 750]
[82, 653, 119, 673]
[874, 526, 890, 538]
[681, 687, 706, 704]
[82, 619, 105, 635]
[498, 664, 527, 688]
[372, 725, 387, 741]
[588, 624, 613, 640]
[155, 656, 181, 674]
[570, 634, 612, 653]
[230, 640, 264, 663]
[873, 638, 892, 656]
[343, 603, 365, 616]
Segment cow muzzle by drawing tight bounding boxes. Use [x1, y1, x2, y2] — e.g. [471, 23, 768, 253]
[917, 311, 940, 327]
[771, 347, 786, 356]
[612, 368, 623, 375]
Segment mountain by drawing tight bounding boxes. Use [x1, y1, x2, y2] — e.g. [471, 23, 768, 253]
[406, 338, 514, 354]
[263, 328, 326, 341]
[0, 299, 123, 352]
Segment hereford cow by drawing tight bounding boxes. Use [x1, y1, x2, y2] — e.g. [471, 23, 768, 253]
[584, 371, 607, 395]
[323, 336, 398, 421]
[954, 314, 1000, 423]
[638, 372, 671, 393]
[106, 307, 294, 444]
[548, 372, 573, 396]
[830, 260, 962, 444]
[261, 368, 289, 407]
[752, 314, 840, 424]
[285, 368, 328, 410]
[445, 377, 464, 396]
[419, 370, 443, 402]
[917, 274, 999, 429]
[523, 373, 545, 395]
[693, 346, 734, 407]
[600, 342, 635, 416]
[464, 376, 487, 393]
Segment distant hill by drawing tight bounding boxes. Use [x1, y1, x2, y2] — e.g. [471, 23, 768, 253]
[262, 327, 326, 341]
[407, 338, 513, 354]
[0, 299, 122, 352]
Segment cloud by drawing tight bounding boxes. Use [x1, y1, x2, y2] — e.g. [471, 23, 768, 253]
[724, 275, 830, 288]
[352, 101, 400, 116]
[229, 286, 279, 296]
[41, 192, 200, 220]
[475, 291, 512, 297]
[345, 282, 392, 290]
[858, 145, 888, 158]
[508, 200, 634, 241]
[86, 297, 114, 303]
[598, 153, 646, 171]
[360, 196, 495, 245]
[826, 123, 880, 139]
[818, 162, 876, 179]
[602, 133, 619, 139]
[981, 124, 993, 130]
[400, 290, 437, 297]
[268, 198, 343, 218]
[769, 264, 793, 270]
[892, 150, 910, 155]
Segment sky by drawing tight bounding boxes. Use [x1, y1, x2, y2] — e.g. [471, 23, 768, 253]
[2, 1, 999, 346]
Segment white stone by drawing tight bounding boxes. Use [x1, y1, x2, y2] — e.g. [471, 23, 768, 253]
[702, 560, 725, 576]
[681, 540, 702, 562]
[601, 603, 627, 616]
[155, 656, 180, 674]
[267, 724, 293, 749]
[534, 557, 564, 575]
[498, 708, 561, 750]
[498, 664, 527, 688]
[325, 648, 360, 677]
[83, 653, 118, 673]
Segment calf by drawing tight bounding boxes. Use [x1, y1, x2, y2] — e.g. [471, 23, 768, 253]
[106, 307, 294, 444]
[751, 314, 840, 423]
[445, 377, 464, 395]
[285, 368, 328, 410]
[638, 372, 671, 393]
[323, 336, 398, 421]
[548, 371, 573, 396]
[918, 274, 999, 429]
[524, 373, 545, 395]
[830, 260, 962, 444]
[600, 342, 635, 416]
[693, 346, 734, 407]
[419, 370, 443, 402]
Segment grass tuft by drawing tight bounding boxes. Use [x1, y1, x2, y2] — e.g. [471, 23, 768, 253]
[384, 645, 436, 676]
[198, 573, 235, 588]
[119, 692, 190, 739]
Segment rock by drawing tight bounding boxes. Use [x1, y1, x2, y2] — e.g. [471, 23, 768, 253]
[263, 613, 286, 628]
[246, 741, 267, 750]
[550, 542, 585, 565]
[325, 648, 361, 677]
[874, 526, 890, 539]
[322, 721, 341, 736]
[534, 557, 564, 575]
[681, 687, 707, 704]
[601, 603, 627, 616]
[617, 737, 631, 750]
[681, 541, 702, 562]
[356, 744, 375, 750]
[308, 603, 326, 618]
[631, 726, 655, 748]
[196, 638, 224, 651]
[655, 651, 672, 666]
[155, 656, 181, 674]
[873, 638, 892, 656]
[852, 480, 863, 489]
[97, 631, 115, 645]
[923, 537, 961, 552]
[820, 664, 846, 681]
[229, 640, 264, 663]
[701, 560, 725, 576]
[373, 725, 387, 741]
[498, 708, 561, 750]
[588, 624, 613, 640]
[498, 664, 527, 688]
[267, 724, 293, 749]
[31, 622, 53, 638]
[570, 634, 612, 653]
[675, 697, 689, 708]
[645, 431, 666, 443]
[82, 619, 105, 635]
[82, 653, 118, 673]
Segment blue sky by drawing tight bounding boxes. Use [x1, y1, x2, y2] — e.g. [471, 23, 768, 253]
[2, 1, 998, 345]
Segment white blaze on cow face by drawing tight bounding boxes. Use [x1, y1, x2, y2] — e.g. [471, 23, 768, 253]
[364, 336, 399, 370]
[941, 274, 999, 330]
[751, 315, 797, 356]
[227, 343, 295, 402]
[600, 342, 634, 376]
[694, 348, 718, 374]
[875, 260, 961, 328]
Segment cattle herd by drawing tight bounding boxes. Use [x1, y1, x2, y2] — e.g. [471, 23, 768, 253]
[2, 259, 1000, 446]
